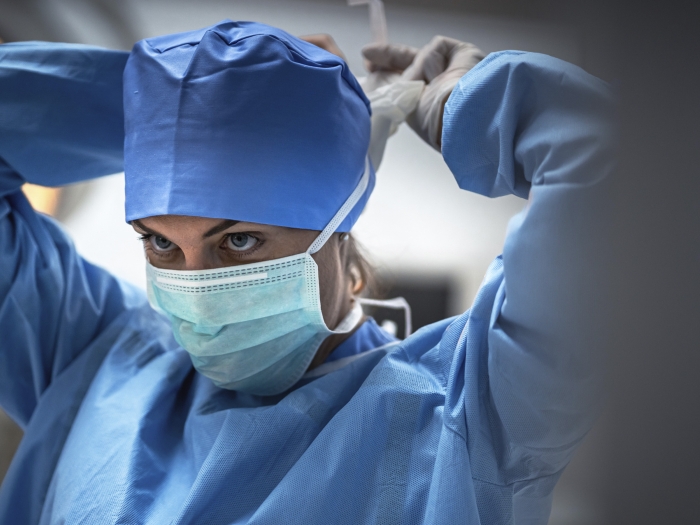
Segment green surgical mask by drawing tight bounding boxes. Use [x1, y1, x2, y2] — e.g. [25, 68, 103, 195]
[146, 158, 370, 396]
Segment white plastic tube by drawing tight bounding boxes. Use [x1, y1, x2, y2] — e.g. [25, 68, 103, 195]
[349, 0, 425, 170]
[348, 0, 388, 44]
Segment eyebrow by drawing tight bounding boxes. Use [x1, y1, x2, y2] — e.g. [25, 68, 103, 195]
[131, 219, 160, 237]
[203, 219, 239, 238]
[131, 218, 239, 240]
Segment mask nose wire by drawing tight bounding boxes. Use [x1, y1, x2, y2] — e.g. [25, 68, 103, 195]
[306, 156, 371, 255]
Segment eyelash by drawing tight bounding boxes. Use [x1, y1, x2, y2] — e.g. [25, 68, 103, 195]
[137, 233, 264, 258]
[227, 234, 264, 258]
[138, 234, 175, 260]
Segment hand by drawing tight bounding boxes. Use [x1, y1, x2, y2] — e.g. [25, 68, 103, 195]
[300, 34, 347, 61]
[363, 36, 484, 151]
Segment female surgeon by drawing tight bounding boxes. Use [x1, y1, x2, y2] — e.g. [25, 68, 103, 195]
[0, 20, 613, 525]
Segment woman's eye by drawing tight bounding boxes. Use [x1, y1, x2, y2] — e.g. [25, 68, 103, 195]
[226, 233, 258, 252]
[150, 235, 176, 252]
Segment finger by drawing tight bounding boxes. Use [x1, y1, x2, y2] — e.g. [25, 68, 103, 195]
[361, 43, 418, 72]
[300, 34, 347, 61]
[401, 36, 470, 83]
[446, 42, 485, 76]
[400, 36, 454, 82]
[363, 58, 382, 73]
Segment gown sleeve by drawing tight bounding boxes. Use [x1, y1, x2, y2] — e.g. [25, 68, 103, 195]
[0, 42, 142, 429]
[441, 52, 614, 485]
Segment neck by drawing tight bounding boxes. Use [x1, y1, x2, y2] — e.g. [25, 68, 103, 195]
[307, 316, 367, 370]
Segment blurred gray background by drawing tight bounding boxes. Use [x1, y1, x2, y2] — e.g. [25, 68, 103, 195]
[2, 1, 698, 524]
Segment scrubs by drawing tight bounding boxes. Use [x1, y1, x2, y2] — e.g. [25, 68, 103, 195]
[0, 43, 613, 524]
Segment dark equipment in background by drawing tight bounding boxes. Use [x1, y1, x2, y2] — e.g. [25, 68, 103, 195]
[365, 275, 455, 338]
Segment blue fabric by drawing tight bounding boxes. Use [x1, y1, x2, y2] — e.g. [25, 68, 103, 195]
[124, 20, 374, 231]
[0, 44, 612, 525]
[0, 42, 127, 188]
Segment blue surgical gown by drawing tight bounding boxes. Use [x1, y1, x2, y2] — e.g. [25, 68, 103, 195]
[0, 43, 614, 524]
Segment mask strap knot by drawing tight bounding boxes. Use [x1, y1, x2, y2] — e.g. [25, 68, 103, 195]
[306, 157, 371, 255]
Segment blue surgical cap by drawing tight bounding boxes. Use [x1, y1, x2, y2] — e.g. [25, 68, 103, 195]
[123, 20, 374, 232]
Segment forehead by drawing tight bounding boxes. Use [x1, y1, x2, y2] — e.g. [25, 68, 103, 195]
[131, 215, 317, 241]
[135, 215, 226, 231]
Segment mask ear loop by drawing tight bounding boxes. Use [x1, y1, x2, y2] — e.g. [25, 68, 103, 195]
[306, 156, 371, 255]
[357, 297, 412, 339]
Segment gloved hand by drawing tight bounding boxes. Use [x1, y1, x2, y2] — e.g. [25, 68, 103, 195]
[300, 34, 347, 61]
[362, 36, 485, 151]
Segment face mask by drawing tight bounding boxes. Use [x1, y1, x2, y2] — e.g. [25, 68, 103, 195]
[146, 158, 370, 396]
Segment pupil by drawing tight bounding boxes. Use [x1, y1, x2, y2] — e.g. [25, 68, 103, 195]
[232, 234, 248, 248]
[155, 236, 170, 249]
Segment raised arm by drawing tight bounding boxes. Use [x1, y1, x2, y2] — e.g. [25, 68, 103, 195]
[0, 42, 144, 427]
[0, 42, 127, 190]
[364, 41, 613, 504]
[443, 50, 612, 473]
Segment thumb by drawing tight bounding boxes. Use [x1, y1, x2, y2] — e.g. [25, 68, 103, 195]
[445, 41, 485, 78]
